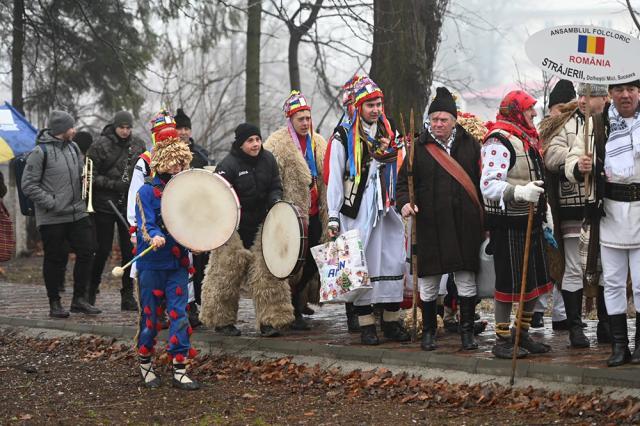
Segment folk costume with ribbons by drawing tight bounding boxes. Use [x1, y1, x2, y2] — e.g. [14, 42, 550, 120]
[481, 90, 553, 360]
[134, 137, 199, 390]
[263, 91, 328, 330]
[397, 87, 484, 351]
[200, 123, 294, 337]
[326, 75, 409, 345]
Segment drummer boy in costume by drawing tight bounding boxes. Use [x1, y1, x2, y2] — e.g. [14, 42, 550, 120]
[134, 136, 200, 390]
[481, 90, 554, 359]
[397, 87, 484, 352]
[326, 75, 410, 345]
[263, 91, 328, 330]
[200, 123, 294, 337]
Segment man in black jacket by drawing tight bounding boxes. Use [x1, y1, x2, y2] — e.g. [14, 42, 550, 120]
[397, 87, 483, 352]
[87, 111, 146, 310]
[200, 123, 295, 337]
[174, 108, 210, 327]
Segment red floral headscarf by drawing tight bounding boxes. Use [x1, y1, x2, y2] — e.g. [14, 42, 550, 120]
[485, 90, 540, 152]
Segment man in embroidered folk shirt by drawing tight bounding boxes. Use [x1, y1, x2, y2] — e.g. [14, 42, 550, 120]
[263, 91, 328, 330]
[481, 90, 554, 359]
[567, 80, 640, 367]
[326, 75, 409, 345]
[200, 123, 294, 337]
[540, 83, 610, 349]
[397, 87, 483, 352]
[134, 136, 199, 390]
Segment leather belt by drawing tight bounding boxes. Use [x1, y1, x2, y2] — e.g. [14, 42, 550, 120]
[605, 182, 640, 202]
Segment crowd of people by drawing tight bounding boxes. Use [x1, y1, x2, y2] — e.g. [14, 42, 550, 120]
[19, 74, 640, 389]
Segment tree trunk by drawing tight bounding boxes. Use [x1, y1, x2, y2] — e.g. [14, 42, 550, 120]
[370, 0, 448, 123]
[12, 0, 25, 115]
[288, 33, 302, 91]
[245, 0, 261, 126]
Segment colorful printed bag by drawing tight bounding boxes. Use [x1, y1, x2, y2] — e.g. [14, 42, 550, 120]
[311, 229, 371, 303]
[0, 201, 15, 262]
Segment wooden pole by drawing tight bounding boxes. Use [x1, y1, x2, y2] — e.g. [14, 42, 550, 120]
[583, 84, 592, 196]
[510, 204, 535, 386]
[407, 110, 419, 343]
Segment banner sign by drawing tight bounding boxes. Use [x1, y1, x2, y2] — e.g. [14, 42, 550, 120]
[525, 25, 640, 84]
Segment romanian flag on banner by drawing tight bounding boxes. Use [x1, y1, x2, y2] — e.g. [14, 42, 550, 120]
[577, 35, 605, 55]
[0, 102, 37, 163]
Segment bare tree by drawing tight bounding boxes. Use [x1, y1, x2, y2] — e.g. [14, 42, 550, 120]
[246, 0, 262, 125]
[11, 0, 24, 114]
[626, 0, 640, 33]
[370, 0, 449, 121]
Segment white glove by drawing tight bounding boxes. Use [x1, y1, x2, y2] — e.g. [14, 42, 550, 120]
[544, 204, 554, 235]
[513, 180, 544, 203]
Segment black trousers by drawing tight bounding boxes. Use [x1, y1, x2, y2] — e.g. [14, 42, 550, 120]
[191, 252, 208, 305]
[39, 217, 95, 301]
[292, 214, 322, 314]
[90, 211, 134, 294]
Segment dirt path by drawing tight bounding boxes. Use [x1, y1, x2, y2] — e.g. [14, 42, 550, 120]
[1, 330, 638, 425]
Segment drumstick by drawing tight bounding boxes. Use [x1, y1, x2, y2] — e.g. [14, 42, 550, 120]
[112, 245, 154, 277]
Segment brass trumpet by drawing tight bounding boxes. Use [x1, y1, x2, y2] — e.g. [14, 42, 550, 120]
[82, 157, 95, 213]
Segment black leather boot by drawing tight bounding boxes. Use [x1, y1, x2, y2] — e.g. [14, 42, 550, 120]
[70, 296, 101, 315]
[290, 291, 310, 330]
[492, 323, 527, 359]
[260, 324, 281, 337]
[515, 312, 551, 354]
[360, 324, 379, 345]
[215, 324, 241, 336]
[381, 317, 410, 342]
[459, 296, 478, 350]
[562, 289, 590, 348]
[121, 288, 138, 312]
[530, 311, 544, 328]
[420, 300, 437, 351]
[631, 314, 640, 364]
[607, 314, 631, 367]
[596, 286, 612, 344]
[188, 302, 203, 329]
[49, 298, 69, 318]
[345, 303, 360, 332]
[86, 282, 99, 306]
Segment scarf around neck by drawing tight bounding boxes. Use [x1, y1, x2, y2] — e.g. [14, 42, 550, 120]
[604, 103, 640, 179]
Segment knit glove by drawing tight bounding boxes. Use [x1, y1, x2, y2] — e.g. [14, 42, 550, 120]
[513, 180, 544, 203]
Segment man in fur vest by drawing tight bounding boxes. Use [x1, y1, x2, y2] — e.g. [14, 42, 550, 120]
[327, 75, 409, 345]
[200, 123, 294, 337]
[263, 91, 328, 330]
[540, 83, 610, 349]
[397, 87, 484, 351]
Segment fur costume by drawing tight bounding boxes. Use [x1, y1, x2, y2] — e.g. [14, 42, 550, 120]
[263, 127, 328, 304]
[200, 227, 294, 329]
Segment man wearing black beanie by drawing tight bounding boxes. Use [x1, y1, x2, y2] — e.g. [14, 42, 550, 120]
[397, 86, 484, 352]
[201, 123, 294, 338]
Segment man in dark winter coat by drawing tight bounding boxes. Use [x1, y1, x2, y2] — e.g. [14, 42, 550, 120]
[397, 87, 484, 352]
[201, 123, 295, 337]
[21, 110, 100, 318]
[174, 108, 210, 327]
[87, 111, 146, 310]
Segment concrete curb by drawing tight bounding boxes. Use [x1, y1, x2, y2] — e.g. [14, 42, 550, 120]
[2, 316, 639, 390]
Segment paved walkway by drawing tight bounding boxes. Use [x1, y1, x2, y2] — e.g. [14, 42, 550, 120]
[1, 281, 639, 390]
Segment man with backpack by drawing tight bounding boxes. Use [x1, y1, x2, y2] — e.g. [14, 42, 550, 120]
[21, 110, 100, 318]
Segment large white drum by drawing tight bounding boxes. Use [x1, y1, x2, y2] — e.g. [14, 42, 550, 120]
[161, 169, 240, 251]
[261, 201, 308, 279]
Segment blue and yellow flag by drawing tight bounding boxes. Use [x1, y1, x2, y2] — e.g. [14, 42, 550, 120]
[0, 102, 37, 163]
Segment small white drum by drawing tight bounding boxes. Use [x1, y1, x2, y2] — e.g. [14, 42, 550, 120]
[161, 169, 240, 251]
[261, 201, 308, 279]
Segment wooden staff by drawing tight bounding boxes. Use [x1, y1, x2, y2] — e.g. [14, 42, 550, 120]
[405, 110, 419, 342]
[583, 83, 592, 196]
[510, 203, 535, 386]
